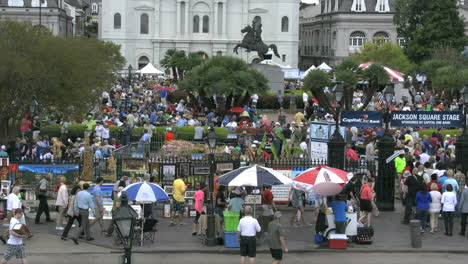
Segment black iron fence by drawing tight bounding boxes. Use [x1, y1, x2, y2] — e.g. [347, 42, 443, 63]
[7, 153, 378, 188]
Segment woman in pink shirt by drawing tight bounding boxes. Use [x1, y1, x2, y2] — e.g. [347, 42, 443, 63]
[192, 184, 208, 236]
[358, 177, 373, 227]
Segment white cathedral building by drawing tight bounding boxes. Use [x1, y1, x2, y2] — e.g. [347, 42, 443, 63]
[100, 0, 300, 70]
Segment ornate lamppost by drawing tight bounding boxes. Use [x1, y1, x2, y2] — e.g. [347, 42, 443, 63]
[113, 191, 138, 264]
[205, 128, 217, 246]
[455, 86, 468, 173]
[327, 83, 345, 169]
[376, 85, 396, 211]
[126, 65, 133, 112]
[28, 97, 38, 160]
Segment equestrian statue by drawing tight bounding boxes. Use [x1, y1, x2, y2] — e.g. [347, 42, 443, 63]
[233, 17, 280, 62]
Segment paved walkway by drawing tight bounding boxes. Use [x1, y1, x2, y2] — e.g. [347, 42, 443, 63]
[27, 204, 468, 253]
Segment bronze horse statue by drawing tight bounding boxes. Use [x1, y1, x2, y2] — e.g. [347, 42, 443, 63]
[233, 25, 280, 62]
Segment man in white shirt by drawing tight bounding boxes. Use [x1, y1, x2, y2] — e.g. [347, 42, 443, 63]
[237, 206, 261, 264]
[0, 208, 28, 264]
[6, 187, 21, 218]
[251, 94, 259, 108]
[94, 121, 105, 138]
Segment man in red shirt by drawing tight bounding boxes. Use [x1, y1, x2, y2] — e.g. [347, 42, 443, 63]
[346, 145, 358, 161]
[260, 186, 275, 236]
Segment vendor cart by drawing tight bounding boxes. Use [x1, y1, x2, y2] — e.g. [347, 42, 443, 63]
[323, 211, 358, 242]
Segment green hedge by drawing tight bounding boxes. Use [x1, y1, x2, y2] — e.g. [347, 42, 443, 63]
[418, 129, 460, 138]
[39, 124, 230, 141]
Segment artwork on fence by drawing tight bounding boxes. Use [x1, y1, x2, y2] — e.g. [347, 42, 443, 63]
[272, 169, 292, 203]
[0, 166, 9, 181]
[216, 162, 233, 172]
[122, 159, 147, 172]
[179, 163, 190, 177]
[150, 163, 160, 182]
[309, 123, 329, 141]
[193, 166, 210, 175]
[162, 165, 176, 183]
[309, 142, 328, 161]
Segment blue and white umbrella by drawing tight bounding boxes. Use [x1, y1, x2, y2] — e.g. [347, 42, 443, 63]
[123, 182, 170, 203]
[217, 165, 292, 187]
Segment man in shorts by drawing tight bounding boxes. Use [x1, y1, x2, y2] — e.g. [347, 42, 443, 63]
[1, 208, 27, 264]
[237, 206, 261, 264]
[170, 176, 186, 226]
[266, 211, 288, 264]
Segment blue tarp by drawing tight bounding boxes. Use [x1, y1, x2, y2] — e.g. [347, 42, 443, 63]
[18, 164, 79, 174]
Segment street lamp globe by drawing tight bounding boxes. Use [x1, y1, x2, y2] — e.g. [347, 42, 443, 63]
[384, 84, 395, 103]
[461, 86, 468, 104]
[207, 128, 217, 151]
[29, 98, 37, 114]
[334, 83, 344, 103]
[113, 191, 137, 249]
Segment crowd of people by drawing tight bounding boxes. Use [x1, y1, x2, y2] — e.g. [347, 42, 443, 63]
[1, 73, 468, 264]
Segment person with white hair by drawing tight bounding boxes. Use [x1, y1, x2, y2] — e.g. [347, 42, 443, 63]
[237, 206, 261, 264]
[0, 146, 8, 157]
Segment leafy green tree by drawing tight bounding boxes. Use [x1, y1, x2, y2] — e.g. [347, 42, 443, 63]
[351, 42, 413, 73]
[420, 47, 468, 93]
[179, 56, 268, 111]
[0, 20, 125, 141]
[394, 0, 467, 63]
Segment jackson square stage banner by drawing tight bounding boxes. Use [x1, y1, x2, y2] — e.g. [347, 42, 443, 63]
[391, 111, 461, 128]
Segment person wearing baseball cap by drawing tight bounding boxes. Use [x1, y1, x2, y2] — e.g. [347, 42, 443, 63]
[0, 146, 8, 157]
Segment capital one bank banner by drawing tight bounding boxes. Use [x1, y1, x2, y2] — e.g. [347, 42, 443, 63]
[391, 111, 461, 127]
[340, 111, 382, 127]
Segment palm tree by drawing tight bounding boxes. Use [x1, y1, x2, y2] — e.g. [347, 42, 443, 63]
[303, 69, 334, 116]
[361, 64, 390, 110]
[160, 49, 186, 82]
[335, 59, 359, 110]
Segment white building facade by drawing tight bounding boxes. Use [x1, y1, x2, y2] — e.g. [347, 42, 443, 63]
[100, 0, 300, 69]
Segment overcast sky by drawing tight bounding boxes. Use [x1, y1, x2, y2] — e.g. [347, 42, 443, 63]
[301, 0, 319, 4]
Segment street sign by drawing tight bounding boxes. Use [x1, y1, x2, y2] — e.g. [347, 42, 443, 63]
[386, 151, 400, 164]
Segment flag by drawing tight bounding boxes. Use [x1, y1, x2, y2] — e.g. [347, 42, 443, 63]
[257, 133, 267, 157]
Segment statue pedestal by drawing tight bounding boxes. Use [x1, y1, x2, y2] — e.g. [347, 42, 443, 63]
[290, 102, 297, 114]
[250, 64, 284, 95]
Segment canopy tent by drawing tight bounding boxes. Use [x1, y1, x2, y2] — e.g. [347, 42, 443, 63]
[139, 63, 164, 75]
[317, 62, 332, 72]
[301, 65, 316, 79]
[359, 62, 405, 82]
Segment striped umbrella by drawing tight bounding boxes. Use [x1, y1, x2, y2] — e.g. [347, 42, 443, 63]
[359, 61, 405, 82]
[292, 165, 353, 196]
[216, 165, 293, 187]
[123, 182, 170, 203]
[122, 182, 169, 247]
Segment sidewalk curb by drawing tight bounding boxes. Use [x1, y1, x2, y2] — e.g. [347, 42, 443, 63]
[109, 248, 468, 254]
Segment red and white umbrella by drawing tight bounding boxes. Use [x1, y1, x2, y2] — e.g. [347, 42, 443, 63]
[359, 61, 405, 82]
[292, 165, 353, 196]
